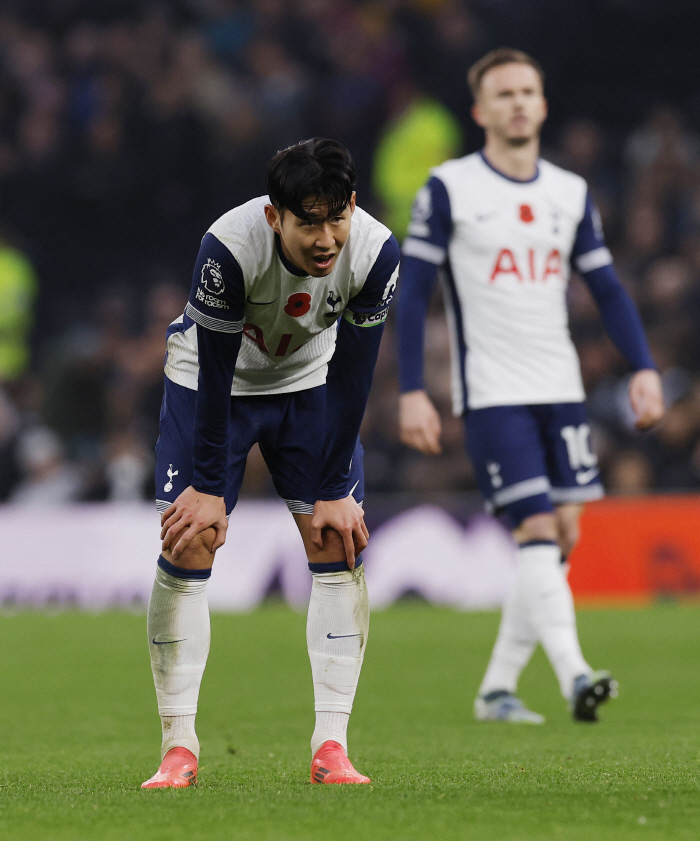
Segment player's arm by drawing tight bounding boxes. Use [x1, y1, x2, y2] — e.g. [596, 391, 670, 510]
[312, 235, 400, 566]
[161, 233, 245, 558]
[572, 193, 664, 430]
[396, 176, 452, 454]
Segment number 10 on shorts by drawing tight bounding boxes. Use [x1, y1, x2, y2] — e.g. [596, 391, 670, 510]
[560, 423, 596, 470]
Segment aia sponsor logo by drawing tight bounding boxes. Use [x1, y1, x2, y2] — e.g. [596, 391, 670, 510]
[519, 204, 535, 223]
[489, 248, 562, 283]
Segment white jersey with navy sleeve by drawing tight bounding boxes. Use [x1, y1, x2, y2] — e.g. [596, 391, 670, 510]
[402, 152, 613, 413]
[165, 196, 397, 396]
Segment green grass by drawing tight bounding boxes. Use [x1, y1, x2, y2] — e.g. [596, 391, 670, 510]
[0, 603, 698, 840]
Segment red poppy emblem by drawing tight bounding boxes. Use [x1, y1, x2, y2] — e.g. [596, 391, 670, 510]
[519, 204, 535, 223]
[284, 292, 311, 317]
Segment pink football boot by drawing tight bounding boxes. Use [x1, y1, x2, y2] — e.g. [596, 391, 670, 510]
[310, 741, 371, 785]
[141, 747, 198, 789]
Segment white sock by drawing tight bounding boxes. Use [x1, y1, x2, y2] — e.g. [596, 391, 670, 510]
[517, 542, 590, 698]
[312, 711, 350, 756]
[307, 566, 369, 756]
[147, 562, 211, 759]
[479, 570, 538, 696]
[160, 714, 197, 758]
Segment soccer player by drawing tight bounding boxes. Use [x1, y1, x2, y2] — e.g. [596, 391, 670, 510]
[141, 138, 399, 787]
[396, 49, 664, 723]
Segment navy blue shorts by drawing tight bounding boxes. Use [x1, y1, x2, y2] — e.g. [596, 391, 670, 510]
[155, 377, 364, 516]
[464, 402, 604, 528]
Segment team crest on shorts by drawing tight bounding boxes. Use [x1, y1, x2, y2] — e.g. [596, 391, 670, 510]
[164, 464, 179, 493]
[201, 258, 225, 295]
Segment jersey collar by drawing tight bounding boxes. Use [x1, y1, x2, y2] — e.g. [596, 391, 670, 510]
[479, 149, 540, 183]
[275, 234, 309, 277]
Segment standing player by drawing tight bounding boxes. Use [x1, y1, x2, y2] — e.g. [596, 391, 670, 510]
[396, 49, 664, 723]
[141, 138, 399, 787]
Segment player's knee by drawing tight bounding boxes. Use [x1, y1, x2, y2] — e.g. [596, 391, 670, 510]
[559, 522, 580, 557]
[307, 527, 351, 568]
[515, 512, 558, 544]
[162, 528, 216, 570]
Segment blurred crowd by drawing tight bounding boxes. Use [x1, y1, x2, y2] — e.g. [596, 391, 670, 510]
[0, 0, 699, 505]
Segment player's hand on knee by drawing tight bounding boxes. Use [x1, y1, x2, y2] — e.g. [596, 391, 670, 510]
[399, 390, 442, 454]
[629, 369, 665, 430]
[160, 486, 228, 559]
[311, 496, 369, 570]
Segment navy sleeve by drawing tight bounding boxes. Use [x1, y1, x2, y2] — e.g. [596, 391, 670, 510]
[572, 192, 655, 371]
[186, 232, 245, 332]
[570, 191, 613, 274]
[396, 175, 452, 393]
[188, 233, 246, 495]
[580, 264, 656, 371]
[192, 328, 242, 495]
[319, 236, 400, 499]
[342, 234, 400, 326]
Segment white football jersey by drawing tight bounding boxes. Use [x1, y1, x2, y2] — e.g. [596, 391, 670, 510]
[402, 152, 612, 413]
[165, 196, 396, 395]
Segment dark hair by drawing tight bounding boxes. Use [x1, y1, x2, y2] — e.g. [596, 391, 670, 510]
[265, 138, 357, 221]
[467, 48, 545, 100]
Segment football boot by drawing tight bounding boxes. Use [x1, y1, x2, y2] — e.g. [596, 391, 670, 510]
[141, 746, 198, 789]
[474, 690, 545, 724]
[310, 740, 371, 785]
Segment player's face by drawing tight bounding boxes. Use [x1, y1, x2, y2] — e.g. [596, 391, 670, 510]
[265, 193, 356, 277]
[472, 63, 547, 145]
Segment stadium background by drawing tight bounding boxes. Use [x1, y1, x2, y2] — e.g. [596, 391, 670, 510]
[1, 0, 700, 606]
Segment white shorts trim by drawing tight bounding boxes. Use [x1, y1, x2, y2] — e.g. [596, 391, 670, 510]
[550, 484, 605, 504]
[284, 498, 364, 515]
[284, 499, 315, 515]
[491, 476, 551, 509]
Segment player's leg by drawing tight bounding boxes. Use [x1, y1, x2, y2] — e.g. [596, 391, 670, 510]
[142, 379, 247, 788]
[512, 510, 592, 705]
[294, 509, 371, 784]
[546, 404, 615, 719]
[467, 406, 546, 723]
[262, 389, 370, 783]
[553, 501, 617, 720]
[143, 533, 215, 788]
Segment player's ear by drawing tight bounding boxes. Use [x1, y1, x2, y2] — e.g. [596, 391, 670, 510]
[471, 102, 485, 129]
[264, 203, 282, 235]
[348, 192, 356, 214]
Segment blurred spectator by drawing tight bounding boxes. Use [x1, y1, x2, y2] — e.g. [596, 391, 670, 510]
[372, 79, 462, 241]
[9, 425, 83, 505]
[606, 449, 654, 495]
[0, 229, 38, 382]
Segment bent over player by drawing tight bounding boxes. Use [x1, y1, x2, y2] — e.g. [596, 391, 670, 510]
[142, 138, 399, 787]
[396, 49, 664, 723]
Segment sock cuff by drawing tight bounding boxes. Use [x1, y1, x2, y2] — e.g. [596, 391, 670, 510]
[158, 555, 212, 580]
[309, 555, 363, 574]
[518, 540, 558, 549]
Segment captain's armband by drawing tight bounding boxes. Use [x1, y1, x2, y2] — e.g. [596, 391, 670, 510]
[342, 306, 389, 328]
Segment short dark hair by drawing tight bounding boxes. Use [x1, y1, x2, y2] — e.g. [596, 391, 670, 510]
[265, 138, 357, 221]
[467, 48, 545, 100]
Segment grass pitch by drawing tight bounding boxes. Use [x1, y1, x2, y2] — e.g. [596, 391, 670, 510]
[0, 602, 698, 841]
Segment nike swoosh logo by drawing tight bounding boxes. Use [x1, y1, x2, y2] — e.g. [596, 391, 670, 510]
[152, 637, 187, 645]
[327, 633, 361, 640]
[247, 296, 277, 306]
[575, 467, 599, 485]
[349, 479, 360, 497]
